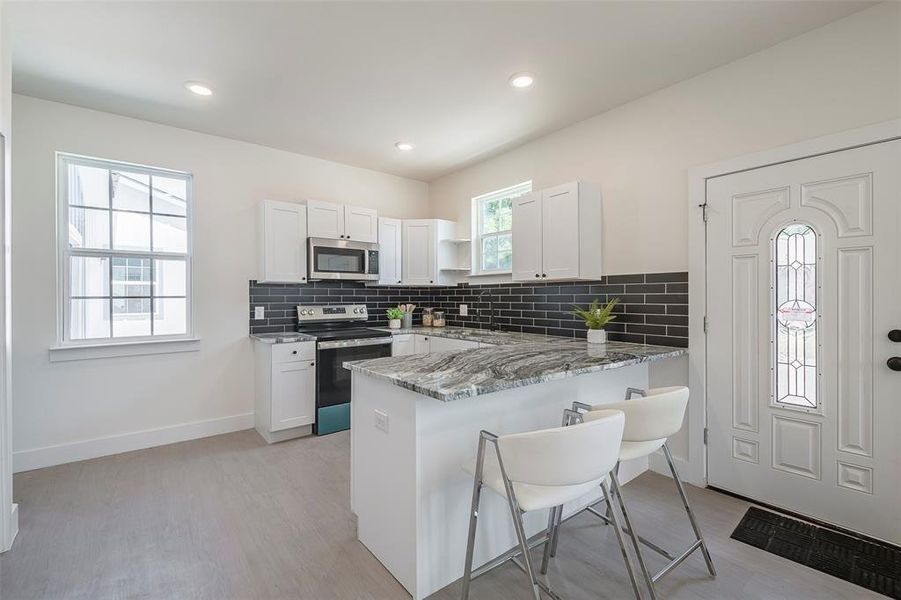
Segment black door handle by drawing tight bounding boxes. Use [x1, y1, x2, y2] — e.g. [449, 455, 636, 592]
[889, 329, 901, 343]
[888, 357, 901, 372]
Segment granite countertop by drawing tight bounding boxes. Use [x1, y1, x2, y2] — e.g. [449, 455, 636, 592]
[250, 333, 317, 344]
[343, 336, 686, 402]
[373, 326, 569, 346]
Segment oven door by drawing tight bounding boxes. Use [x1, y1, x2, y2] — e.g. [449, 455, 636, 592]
[315, 337, 393, 434]
[308, 237, 378, 281]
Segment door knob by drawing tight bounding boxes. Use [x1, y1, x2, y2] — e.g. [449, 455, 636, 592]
[888, 357, 901, 372]
[889, 329, 901, 343]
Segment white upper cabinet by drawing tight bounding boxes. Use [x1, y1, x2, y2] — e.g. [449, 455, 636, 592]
[512, 181, 602, 282]
[307, 200, 378, 242]
[402, 219, 458, 286]
[344, 206, 379, 242]
[307, 199, 344, 239]
[259, 200, 307, 283]
[541, 182, 581, 280]
[511, 192, 542, 281]
[378, 217, 403, 285]
[402, 220, 436, 285]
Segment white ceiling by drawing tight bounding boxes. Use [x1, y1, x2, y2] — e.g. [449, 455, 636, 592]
[7, 1, 872, 181]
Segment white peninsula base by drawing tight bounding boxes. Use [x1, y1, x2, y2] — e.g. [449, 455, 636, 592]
[350, 364, 649, 599]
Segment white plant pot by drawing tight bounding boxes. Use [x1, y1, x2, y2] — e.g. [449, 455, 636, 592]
[388, 319, 402, 330]
[587, 329, 607, 345]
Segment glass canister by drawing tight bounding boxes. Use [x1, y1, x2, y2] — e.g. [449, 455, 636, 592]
[432, 310, 446, 327]
[422, 308, 434, 327]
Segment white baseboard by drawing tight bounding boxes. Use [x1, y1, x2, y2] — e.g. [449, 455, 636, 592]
[648, 449, 699, 485]
[13, 413, 254, 473]
[5, 503, 18, 552]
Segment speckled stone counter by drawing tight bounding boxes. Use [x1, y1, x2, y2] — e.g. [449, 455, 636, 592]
[374, 325, 571, 347]
[344, 337, 685, 401]
[250, 332, 316, 343]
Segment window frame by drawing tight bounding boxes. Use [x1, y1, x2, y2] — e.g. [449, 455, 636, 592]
[471, 180, 531, 275]
[55, 152, 195, 349]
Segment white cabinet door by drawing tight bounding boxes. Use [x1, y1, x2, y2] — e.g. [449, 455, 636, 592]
[259, 200, 307, 283]
[307, 199, 344, 239]
[511, 192, 543, 282]
[345, 205, 378, 243]
[403, 220, 436, 285]
[429, 336, 478, 353]
[271, 360, 316, 431]
[378, 217, 403, 285]
[392, 334, 415, 356]
[541, 182, 580, 280]
[413, 334, 431, 355]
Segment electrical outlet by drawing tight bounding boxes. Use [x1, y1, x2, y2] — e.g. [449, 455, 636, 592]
[374, 409, 389, 433]
[254, 306, 265, 320]
[459, 304, 468, 316]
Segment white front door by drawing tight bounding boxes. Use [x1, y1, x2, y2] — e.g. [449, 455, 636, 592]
[706, 140, 901, 545]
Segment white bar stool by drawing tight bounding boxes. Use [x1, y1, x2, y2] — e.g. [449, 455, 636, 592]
[567, 386, 716, 599]
[460, 409, 642, 600]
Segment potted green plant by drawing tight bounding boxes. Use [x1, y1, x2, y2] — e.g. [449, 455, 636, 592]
[386, 307, 405, 330]
[572, 298, 619, 344]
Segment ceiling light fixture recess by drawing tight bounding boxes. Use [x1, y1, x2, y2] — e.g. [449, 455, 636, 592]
[395, 142, 415, 151]
[508, 72, 534, 89]
[184, 81, 214, 96]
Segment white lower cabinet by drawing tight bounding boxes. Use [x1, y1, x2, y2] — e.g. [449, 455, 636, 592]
[392, 334, 415, 356]
[253, 340, 316, 443]
[414, 334, 431, 355]
[428, 336, 479, 353]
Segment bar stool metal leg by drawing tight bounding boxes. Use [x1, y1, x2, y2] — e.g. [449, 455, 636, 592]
[501, 475, 542, 600]
[461, 433, 490, 600]
[663, 443, 716, 578]
[601, 479, 644, 600]
[540, 505, 560, 575]
[611, 471, 658, 600]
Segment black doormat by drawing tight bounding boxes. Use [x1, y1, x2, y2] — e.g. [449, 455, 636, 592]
[731, 506, 901, 598]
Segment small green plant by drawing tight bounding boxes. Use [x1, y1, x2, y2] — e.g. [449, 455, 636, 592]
[571, 298, 619, 330]
[386, 308, 405, 320]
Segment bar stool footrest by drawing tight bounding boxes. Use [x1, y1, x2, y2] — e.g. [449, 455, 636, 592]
[651, 539, 703, 583]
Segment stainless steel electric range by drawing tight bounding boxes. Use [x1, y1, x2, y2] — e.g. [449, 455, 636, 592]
[296, 304, 392, 435]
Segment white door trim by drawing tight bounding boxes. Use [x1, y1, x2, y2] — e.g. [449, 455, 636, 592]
[686, 119, 901, 487]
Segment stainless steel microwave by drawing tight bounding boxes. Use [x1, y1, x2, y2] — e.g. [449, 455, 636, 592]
[308, 237, 379, 281]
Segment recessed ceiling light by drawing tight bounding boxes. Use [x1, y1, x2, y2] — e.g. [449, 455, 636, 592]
[395, 142, 415, 151]
[508, 72, 534, 89]
[184, 81, 213, 96]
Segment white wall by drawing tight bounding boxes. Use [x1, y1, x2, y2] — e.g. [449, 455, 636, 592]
[11, 95, 428, 471]
[429, 2, 901, 276]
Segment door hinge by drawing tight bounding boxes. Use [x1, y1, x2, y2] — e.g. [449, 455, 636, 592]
[703, 427, 709, 445]
[703, 315, 709, 334]
[699, 202, 709, 223]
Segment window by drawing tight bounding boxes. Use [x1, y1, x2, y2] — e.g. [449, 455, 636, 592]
[472, 181, 531, 273]
[774, 223, 818, 410]
[58, 154, 192, 344]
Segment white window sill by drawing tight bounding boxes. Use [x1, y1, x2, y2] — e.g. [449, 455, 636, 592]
[469, 270, 512, 277]
[49, 337, 200, 362]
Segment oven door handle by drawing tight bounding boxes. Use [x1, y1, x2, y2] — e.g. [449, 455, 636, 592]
[318, 337, 394, 350]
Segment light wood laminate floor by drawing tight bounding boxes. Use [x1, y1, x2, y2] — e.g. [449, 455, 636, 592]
[1, 430, 878, 599]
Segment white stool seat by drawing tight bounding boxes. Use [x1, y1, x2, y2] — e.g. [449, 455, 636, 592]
[464, 455, 605, 512]
[618, 438, 665, 461]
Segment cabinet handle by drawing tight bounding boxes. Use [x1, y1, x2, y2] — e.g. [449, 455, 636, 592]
[398, 280, 402, 284]
[310, 362, 315, 366]
[534, 274, 539, 278]
[430, 280, 433, 283]
[292, 350, 297, 355]
[542, 273, 547, 278]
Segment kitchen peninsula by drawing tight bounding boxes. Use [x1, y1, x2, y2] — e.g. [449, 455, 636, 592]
[344, 331, 685, 599]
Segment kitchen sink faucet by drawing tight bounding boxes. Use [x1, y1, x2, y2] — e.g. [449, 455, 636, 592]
[477, 289, 502, 331]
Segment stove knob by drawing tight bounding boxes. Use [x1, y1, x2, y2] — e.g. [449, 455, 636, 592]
[299, 310, 306, 316]
[353, 308, 360, 314]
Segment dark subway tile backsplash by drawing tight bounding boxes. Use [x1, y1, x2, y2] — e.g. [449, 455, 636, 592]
[249, 272, 689, 348]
